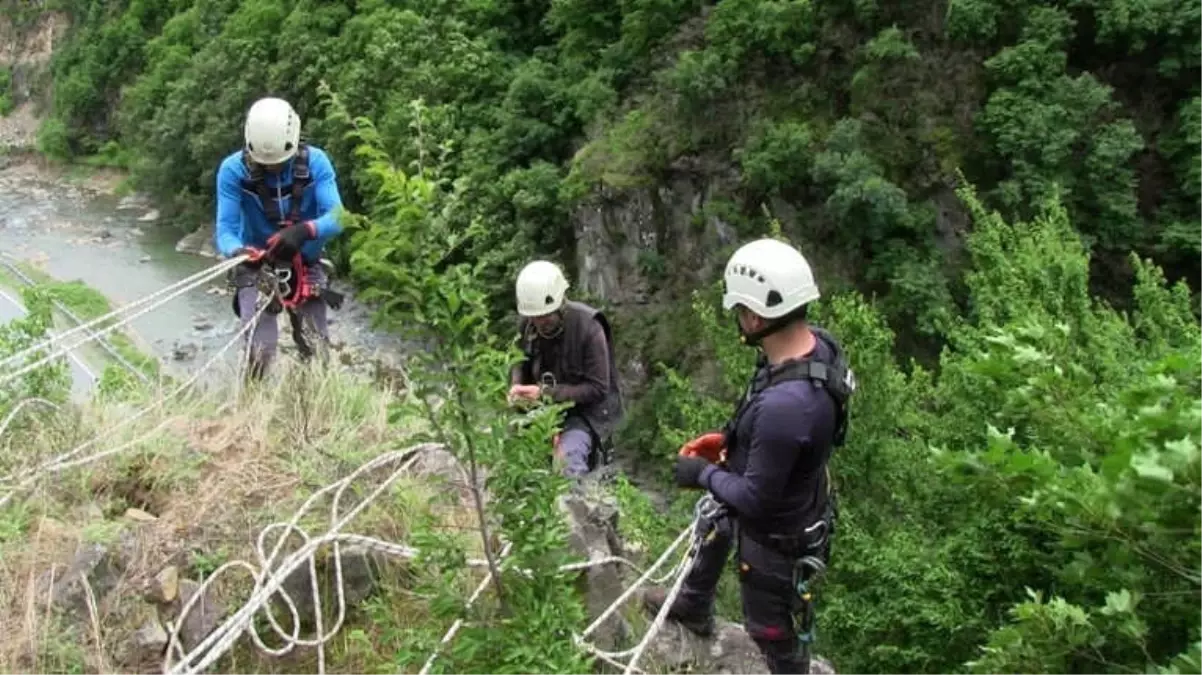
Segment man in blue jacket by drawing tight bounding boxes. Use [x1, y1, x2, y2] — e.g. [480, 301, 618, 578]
[643, 238, 854, 674]
[213, 96, 344, 378]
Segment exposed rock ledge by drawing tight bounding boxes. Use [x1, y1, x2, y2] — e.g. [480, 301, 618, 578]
[175, 223, 218, 259]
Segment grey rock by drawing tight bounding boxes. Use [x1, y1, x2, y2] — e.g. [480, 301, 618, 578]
[37, 538, 127, 618]
[643, 618, 837, 674]
[273, 544, 403, 631]
[173, 579, 223, 651]
[559, 486, 630, 651]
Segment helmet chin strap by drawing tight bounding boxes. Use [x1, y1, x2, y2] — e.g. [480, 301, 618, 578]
[736, 314, 789, 347]
[534, 310, 565, 339]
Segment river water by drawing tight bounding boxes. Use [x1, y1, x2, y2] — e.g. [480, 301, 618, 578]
[0, 161, 408, 393]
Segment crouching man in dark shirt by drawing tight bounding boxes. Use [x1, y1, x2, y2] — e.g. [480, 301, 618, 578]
[643, 238, 854, 674]
[507, 260, 624, 479]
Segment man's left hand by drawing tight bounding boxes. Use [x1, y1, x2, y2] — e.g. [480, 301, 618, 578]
[267, 221, 316, 260]
[674, 455, 710, 489]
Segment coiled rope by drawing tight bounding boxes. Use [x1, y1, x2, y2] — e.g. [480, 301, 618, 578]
[162, 435, 714, 675]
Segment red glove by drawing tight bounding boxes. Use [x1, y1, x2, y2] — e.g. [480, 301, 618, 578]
[678, 432, 726, 464]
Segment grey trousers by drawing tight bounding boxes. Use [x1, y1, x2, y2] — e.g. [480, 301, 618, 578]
[555, 426, 593, 478]
[233, 262, 329, 376]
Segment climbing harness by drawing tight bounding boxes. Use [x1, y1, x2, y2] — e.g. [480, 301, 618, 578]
[724, 326, 856, 448]
[533, 370, 613, 472]
[241, 144, 310, 227]
[788, 506, 826, 658]
[693, 493, 728, 545]
[792, 547, 828, 675]
[717, 323, 852, 669]
[229, 256, 343, 316]
[268, 255, 312, 311]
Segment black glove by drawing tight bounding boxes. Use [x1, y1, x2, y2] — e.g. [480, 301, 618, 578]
[232, 246, 264, 261]
[675, 455, 710, 489]
[267, 222, 315, 261]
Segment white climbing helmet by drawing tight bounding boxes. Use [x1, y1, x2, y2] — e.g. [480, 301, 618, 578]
[244, 97, 301, 165]
[516, 260, 569, 317]
[722, 238, 820, 319]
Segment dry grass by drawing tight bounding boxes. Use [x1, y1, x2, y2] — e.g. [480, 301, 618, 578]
[0, 356, 488, 674]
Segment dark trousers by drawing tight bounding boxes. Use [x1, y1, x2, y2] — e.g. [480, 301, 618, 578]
[677, 516, 814, 674]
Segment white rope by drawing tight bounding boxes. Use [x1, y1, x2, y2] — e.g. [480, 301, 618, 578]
[0, 257, 244, 372]
[569, 496, 725, 673]
[0, 254, 150, 383]
[0, 296, 271, 507]
[166, 445, 446, 674]
[0, 397, 61, 439]
[155, 430, 721, 675]
[0, 258, 243, 387]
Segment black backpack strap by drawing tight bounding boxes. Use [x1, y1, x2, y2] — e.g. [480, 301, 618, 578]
[242, 152, 284, 225]
[241, 145, 310, 227]
[763, 329, 856, 447]
[287, 144, 310, 224]
[722, 328, 857, 448]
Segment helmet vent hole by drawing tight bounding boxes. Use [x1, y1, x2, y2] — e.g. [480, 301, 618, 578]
[285, 142, 294, 151]
[766, 291, 782, 307]
[544, 295, 554, 305]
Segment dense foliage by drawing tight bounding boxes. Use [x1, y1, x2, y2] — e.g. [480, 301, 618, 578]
[632, 186, 1201, 673]
[28, 0, 1201, 328]
[13, 0, 1200, 672]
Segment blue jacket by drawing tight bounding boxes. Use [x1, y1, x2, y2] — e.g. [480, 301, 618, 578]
[213, 145, 344, 261]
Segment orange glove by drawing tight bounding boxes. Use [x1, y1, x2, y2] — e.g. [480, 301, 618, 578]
[678, 432, 726, 464]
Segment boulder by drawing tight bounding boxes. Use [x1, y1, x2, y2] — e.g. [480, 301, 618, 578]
[642, 619, 837, 674]
[558, 485, 631, 651]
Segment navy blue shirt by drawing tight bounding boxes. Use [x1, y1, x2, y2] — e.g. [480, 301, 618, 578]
[699, 338, 837, 534]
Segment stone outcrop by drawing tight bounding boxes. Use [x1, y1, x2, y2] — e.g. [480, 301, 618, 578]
[559, 484, 632, 651]
[175, 223, 219, 258]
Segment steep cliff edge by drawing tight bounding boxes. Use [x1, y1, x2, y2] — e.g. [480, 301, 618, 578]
[0, 9, 65, 150]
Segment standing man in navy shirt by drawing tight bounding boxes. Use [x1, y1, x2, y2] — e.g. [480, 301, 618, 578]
[644, 238, 855, 674]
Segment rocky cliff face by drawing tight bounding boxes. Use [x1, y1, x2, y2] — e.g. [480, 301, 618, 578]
[569, 158, 749, 397]
[572, 158, 742, 310]
[0, 10, 66, 149]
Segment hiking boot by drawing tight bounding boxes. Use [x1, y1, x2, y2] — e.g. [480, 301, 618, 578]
[642, 586, 715, 637]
